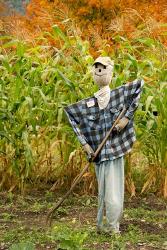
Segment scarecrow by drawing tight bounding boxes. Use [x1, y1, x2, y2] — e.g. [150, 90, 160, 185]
[64, 57, 144, 234]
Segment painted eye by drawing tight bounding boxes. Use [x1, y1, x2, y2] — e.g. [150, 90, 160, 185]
[103, 65, 106, 69]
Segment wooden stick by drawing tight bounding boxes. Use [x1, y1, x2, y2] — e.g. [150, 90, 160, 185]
[46, 107, 126, 226]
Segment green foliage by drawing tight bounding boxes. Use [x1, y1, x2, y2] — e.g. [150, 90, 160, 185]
[9, 242, 35, 250]
[51, 224, 88, 250]
[138, 83, 167, 168]
[0, 26, 167, 195]
[0, 33, 94, 191]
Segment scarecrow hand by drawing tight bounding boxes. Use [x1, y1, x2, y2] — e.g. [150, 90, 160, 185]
[83, 143, 95, 162]
[113, 117, 129, 134]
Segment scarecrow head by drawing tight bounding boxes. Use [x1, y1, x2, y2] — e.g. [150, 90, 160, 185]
[92, 56, 114, 88]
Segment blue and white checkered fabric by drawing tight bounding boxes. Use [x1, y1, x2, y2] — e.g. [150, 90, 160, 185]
[64, 79, 144, 163]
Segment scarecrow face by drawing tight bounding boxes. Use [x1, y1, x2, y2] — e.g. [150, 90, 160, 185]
[92, 61, 114, 88]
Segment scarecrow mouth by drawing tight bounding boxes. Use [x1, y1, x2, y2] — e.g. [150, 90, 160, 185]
[95, 73, 107, 77]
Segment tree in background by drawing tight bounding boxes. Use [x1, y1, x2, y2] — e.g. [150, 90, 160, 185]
[0, 0, 167, 51]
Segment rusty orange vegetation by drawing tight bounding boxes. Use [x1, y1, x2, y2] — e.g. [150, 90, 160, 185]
[0, 0, 167, 53]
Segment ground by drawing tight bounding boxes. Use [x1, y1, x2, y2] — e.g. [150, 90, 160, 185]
[0, 190, 166, 250]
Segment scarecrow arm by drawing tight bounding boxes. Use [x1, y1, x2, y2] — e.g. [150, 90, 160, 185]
[124, 79, 144, 120]
[64, 105, 95, 160]
[64, 105, 87, 146]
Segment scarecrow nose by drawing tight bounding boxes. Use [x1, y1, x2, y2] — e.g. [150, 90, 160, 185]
[99, 69, 101, 72]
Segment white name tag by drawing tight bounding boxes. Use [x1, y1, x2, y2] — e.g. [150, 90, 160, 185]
[87, 100, 95, 107]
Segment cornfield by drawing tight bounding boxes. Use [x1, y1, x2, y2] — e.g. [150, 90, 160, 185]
[0, 19, 167, 197]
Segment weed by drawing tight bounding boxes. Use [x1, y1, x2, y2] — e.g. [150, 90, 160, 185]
[51, 224, 88, 250]
[9, 242, 35, 250]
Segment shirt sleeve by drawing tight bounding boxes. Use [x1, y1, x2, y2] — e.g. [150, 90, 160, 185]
[64, 102, 87, 146]
[124, 79, 144, 120]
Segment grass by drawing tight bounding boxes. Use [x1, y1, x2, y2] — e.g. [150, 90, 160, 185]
[0, 191, 166, 250]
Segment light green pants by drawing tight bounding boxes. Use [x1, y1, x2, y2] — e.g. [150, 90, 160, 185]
[95, 157, 124, 232]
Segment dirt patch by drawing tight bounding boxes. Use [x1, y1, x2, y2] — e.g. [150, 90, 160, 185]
[124, 195, 167, 211]
[0, 192, 166, 250]
[121, 219, 167, 235]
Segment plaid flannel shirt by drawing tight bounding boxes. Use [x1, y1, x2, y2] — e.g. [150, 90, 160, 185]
[64, 79, 144, 163]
